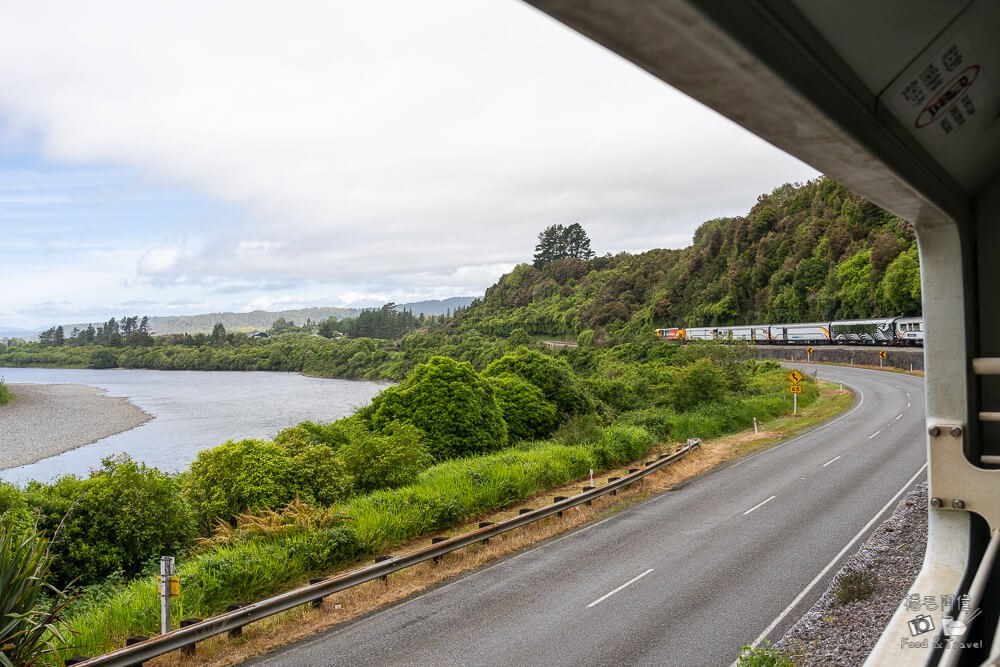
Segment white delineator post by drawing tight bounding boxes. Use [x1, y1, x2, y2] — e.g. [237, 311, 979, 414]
[793, 392, 797, 416]
[160, 556, 175, 635]
[753, 417, 758, 434]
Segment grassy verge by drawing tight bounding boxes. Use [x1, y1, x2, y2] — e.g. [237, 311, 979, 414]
[0, 378, 13, 406]
[104, 379, 852, 667]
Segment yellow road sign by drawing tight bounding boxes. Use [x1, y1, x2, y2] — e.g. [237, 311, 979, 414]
[790, 385, 803, 394]
[806, 347, 813, 355]
[787, 369, 803, 384]
[879, 350, 887, 359]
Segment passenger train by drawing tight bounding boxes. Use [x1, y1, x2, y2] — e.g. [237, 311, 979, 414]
[655, 316, 924, 346]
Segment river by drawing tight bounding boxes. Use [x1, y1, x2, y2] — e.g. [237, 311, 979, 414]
[0, 367, 391, 485]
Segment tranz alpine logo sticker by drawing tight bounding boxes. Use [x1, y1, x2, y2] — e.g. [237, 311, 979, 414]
[915, 65, 979, 129]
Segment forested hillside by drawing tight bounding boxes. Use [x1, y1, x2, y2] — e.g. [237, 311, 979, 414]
[454, 177, 920, 342]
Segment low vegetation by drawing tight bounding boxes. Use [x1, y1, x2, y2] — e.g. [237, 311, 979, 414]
[833, 567, 878, 605]
[0, 377, 12, 406]
[0, 337, 823, 659]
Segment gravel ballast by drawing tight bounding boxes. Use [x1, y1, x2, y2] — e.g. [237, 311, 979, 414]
[772, 482, 928, 665]
[0, 383, 151, 470]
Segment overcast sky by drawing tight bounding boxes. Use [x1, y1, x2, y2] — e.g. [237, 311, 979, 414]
[0, 1, 819, 331]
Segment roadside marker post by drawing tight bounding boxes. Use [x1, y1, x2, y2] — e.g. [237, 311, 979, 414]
[753, 417, 758, 434]
[159, 556, 177, 635]
[806, 346, 813, 362]
[879, 350, 887, 368]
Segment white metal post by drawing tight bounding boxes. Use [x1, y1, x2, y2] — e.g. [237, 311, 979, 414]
[160, 556, 175, 635]
[793, 392, 797, 416]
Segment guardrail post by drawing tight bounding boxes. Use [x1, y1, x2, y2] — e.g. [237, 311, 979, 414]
[607, 477, 620, 495]
[309, 579, 326, 608]
[581, 487, 594, 505]
[518, 508, 533, 515]
[375, 555, 392, 581]
[478, 522, 494, 544]
[65, 657, 89, 665]
[226, 604, 245, 636]
[628, 468, 640, 473]
[125, 635, 147, 666]
[179, 619, 201, 656]
[553, 496, 567, 517]
[431, 536, 448, 563]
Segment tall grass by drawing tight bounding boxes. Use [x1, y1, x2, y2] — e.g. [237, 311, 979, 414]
[61, 369, 809, 658]
[61, 427, 656, 657]
[0, 377, 12, 406]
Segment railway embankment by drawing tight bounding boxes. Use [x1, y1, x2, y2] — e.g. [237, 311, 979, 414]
[754, 345, 924, 371]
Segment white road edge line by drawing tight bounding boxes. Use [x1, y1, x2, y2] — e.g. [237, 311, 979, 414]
[743, 495, 777, 515]
[586, 568, 654, 608]
[736, 463, 928, 662]
[907, 402, 911, 408]
[895, 414, 902, 421]
[868, 430, 881, 439]
[821, 456, 840, 467]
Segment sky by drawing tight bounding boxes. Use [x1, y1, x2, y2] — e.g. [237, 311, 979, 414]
[0, 1, 820, 331]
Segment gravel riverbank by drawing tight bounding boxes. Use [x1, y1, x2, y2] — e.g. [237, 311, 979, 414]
[0, 383, 151, 471]
[773, 482, 928, 665]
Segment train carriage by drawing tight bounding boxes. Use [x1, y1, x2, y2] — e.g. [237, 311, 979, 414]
[770, 322, 831, 345]
[893, 317, 924, 345]
[829, 318, 895, 344]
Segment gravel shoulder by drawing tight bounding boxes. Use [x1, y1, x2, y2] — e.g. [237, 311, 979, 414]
[0, 383, 152, 471]
[774, 482, 928, 665]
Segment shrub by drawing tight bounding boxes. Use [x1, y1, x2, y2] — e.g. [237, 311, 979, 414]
[365, 356, 508, 460]
[24, 455, 195, 587]
[667, 358, 727, 411]
[483, 346, 593, 416]
[337, 422, 433, 493]
[274, 420, 351, 450]
[0, 525, 75, 666]
[551, 413, 605, 446]
[833, 567, 877, 604]
[0, 378, 12, 406]
[737, 640, 793, 667]
[487, 373, 559, 442]
[185, 440, 299, 533]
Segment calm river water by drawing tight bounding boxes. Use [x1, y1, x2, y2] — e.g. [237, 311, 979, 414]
[0, 367, 392, 484]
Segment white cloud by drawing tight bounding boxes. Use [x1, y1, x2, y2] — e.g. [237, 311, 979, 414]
[0, 1, 819, 328]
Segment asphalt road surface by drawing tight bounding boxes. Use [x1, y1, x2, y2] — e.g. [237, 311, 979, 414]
[251, 364, 926, 666]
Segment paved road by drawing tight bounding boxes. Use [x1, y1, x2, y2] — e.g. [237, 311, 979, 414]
[251, 364, 926, 666]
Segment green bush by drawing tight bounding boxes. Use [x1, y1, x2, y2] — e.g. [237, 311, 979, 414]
[482, 346, 593, 416]
[274, 420, 351, 450]
[365, 356, 508, 460]
[184, 439, 351, 533]
[737, 640, 793, 667]
[487, 373, 559, 442]
[24, 456, 195, 588]
[0, 378, 12, 406]
[1, 524, 75, 666]
[667, 358, 727, 411]
[337, 421, 433, 493]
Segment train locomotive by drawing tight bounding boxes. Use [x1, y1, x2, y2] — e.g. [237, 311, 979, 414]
[655, 316, 924, 346]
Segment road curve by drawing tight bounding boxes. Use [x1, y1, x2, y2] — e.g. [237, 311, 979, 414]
[250, 364, 926, 666]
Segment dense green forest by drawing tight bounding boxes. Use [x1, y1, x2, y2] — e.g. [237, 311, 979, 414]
[455, 177, 920, 342]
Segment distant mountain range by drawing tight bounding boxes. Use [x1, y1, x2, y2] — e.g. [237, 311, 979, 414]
[6, 297, 478, 338]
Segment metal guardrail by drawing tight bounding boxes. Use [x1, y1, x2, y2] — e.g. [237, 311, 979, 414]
[72, 438, 700, 666]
